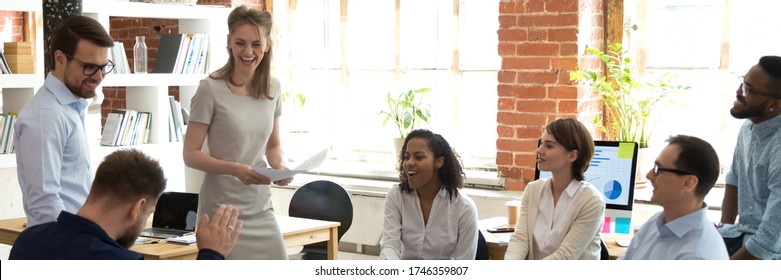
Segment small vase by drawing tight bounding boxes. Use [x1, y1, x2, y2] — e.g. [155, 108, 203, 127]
[133, 35, 148, 74]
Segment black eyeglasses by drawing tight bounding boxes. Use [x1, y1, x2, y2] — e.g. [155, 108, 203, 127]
[653, 164, 695, 176]
[738, 76, 780, 99]
[65, 54, 114, 76]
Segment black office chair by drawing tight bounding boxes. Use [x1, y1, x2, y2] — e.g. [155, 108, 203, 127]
[288, 180, 353, 260]
[600, 239, 610, 260]
[476, 230, 490, 260]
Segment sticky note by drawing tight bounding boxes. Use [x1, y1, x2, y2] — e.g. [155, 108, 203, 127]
[618, 143, 634, 159]
[602, 217, 611, 233]
[615, 217, 631, 234]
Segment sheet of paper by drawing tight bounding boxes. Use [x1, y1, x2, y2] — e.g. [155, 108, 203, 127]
[252, 148, 328, 182]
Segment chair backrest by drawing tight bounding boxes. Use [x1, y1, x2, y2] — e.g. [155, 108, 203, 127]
[288, 180, 354, 242]
[600, 239, 610, 260]
[476, 230, 489, 260]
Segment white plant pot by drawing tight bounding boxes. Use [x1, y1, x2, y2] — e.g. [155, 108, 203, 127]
[392, 137, 405, 170]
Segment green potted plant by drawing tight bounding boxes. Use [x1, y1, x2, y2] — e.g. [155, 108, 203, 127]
[570, 43, 689, 186]
[379, 87, 432, 161]
[570, 43, 689, 148]
[281, 86, 309, 162]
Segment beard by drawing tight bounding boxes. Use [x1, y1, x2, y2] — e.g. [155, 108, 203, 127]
[730, 96, 768, 119]
[116, 221, 145, 249]
[115, 231, 138, 249]
[63, 71, 97, 99]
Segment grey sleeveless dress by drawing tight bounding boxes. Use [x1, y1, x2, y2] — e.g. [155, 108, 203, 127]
[189, 76, 287, 259]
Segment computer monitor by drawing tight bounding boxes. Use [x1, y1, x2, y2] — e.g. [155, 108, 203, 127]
[534, 141, 638, 234]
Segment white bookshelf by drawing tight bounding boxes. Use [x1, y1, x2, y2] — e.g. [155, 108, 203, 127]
[0, 0, 230, 166]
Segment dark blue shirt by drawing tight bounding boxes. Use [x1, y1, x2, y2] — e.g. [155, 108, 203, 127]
[9, 211, 222, 260]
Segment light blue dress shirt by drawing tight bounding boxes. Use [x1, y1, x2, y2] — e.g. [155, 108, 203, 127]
[720, 115, 781, 259]
[14, 73, 92, 227]
[620, 205, 728, 260]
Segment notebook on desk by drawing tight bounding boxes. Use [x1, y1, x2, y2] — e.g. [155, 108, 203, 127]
[140, 192, 198, 239]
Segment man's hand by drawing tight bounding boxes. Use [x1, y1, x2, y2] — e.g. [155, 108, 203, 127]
[196, 204, 242, 257]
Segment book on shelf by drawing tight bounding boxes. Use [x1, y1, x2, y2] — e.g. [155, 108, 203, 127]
[168, 96, 184, 142]
[173, 33, 194, 74]
[153, 33, 187, 74]
[0, 113, 17, 154]
[100, 112, 124, 146]
[109, 41, 131, 74]
[193, 34, 209, 75]
[5, 114, 16, 154]
[0, 50, 12, 74]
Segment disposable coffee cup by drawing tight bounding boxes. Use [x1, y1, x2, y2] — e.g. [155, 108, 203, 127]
[506, 200, 522, 228]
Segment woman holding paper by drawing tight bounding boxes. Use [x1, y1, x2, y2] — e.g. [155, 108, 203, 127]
[504, 118, 605, 260]
[183, 6, 290, 259]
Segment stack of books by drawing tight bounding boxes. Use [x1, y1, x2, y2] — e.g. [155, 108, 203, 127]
[100, 109, 152, 146]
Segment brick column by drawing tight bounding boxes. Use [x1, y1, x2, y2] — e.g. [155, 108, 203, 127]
[497, 0, 605, 191]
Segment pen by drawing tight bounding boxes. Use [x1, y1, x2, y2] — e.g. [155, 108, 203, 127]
[142, 240, 165, 244]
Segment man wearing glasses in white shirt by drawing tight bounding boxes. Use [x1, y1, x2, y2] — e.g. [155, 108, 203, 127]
[14, 16, 115, 227]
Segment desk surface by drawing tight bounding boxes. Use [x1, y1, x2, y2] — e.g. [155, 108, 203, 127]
[0, 215, 340, 260]
[480, 217, 631, 260]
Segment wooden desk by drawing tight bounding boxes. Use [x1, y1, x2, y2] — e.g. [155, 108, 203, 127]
[0, 215, 340, 260]
[479, 217, 631, 260]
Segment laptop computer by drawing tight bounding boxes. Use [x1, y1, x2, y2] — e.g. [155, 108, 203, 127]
[141, 192, 199, 239]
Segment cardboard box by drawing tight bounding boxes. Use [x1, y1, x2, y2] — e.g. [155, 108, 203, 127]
[5, 54, 34, 74]
[3, 42, 33, 55]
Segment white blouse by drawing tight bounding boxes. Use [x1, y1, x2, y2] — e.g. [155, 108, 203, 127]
[380, 184, 479, 260]
[533, 179, 586, 259]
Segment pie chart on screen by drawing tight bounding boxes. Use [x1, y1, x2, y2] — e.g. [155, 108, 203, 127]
[603, 180, 622, 200]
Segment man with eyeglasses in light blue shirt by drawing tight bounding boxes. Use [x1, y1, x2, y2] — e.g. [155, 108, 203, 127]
[718, 56, 781, 260]
[14, 16, 115, 227]
[619, 135, 728, 260]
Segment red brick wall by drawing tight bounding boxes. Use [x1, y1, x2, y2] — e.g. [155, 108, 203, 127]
[0, 11, 26, 46]
[497, 0, 605, 191]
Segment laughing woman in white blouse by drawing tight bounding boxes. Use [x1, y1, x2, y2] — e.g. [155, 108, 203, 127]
[380, 129, 479, 260]
[505, 118, 605, 260]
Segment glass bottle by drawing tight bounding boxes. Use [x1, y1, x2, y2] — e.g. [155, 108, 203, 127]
[133, 35, 148, 74]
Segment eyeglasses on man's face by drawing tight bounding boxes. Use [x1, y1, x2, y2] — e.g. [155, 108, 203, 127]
[65, 54, 114, 76]
[737, 76, 780, 99]
[652, 164, 695, 176]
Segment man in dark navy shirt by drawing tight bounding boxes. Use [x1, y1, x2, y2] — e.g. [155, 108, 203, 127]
[10, 149, 243, 260]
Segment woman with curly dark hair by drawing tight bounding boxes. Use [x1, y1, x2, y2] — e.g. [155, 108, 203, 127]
[380, 129, 478, 260]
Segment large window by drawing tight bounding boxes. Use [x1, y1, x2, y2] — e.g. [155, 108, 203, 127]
[634, 0, 781, 178]
[273, 0, 501, 182]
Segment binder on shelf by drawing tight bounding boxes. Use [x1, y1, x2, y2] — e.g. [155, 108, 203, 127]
[152, 33, 187, 74]
[0, 114, 16, 154]
[168, 96, 184, 142]
[0, 50, 13, 74]
[5, 114, 16, 154]
[100, 112, 124, 146]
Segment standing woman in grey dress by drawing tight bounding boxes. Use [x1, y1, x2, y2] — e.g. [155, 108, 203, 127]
[183, 5, 292, 259]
